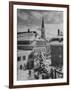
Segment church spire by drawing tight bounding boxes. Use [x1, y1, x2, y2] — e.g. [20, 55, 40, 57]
[41, 17, 45, 39]
[42, 17, 44, 28]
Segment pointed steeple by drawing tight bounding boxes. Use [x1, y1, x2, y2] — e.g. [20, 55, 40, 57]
[41, 17, 45, 39]
[42, 17, 44, 28]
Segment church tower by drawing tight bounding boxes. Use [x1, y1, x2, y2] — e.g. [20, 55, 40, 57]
[41, 17, 45, 39]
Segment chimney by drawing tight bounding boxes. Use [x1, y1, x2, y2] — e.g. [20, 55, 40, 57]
[58, 29, 60, 36]
[28, 28, 30, 33]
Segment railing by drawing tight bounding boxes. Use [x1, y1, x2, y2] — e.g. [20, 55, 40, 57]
[54, 69, 63, 78]
[50, 68, 63, 79]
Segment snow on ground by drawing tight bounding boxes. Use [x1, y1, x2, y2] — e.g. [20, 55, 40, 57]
[17, 69, 35, 80]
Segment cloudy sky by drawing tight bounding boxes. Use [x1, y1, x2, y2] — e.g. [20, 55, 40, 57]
[17, 9, 63, 38]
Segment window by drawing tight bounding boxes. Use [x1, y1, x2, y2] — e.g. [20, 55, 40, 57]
[17, 56, 21, 61]
[20, 65, 22, 70]
[23, 56, 26, 60]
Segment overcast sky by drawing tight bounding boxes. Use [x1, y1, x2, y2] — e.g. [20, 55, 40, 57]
[17, 9, 63, 38]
